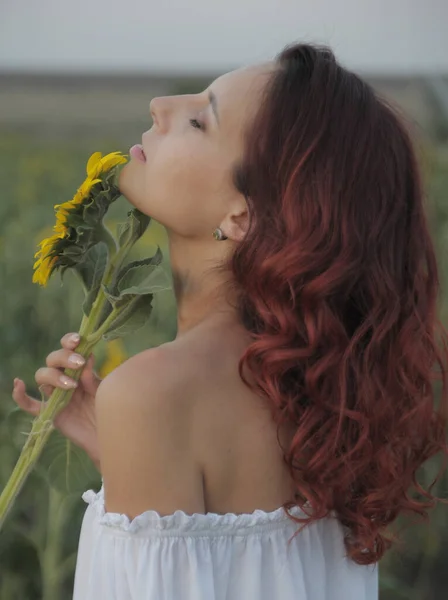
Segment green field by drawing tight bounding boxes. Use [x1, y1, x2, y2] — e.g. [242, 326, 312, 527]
[0, 107, 448, 598]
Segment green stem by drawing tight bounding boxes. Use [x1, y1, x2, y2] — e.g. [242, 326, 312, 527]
[0, 223, 137, 532]
[0, 415, 56, 530]
[83, 237, 130, 334]
[86, 307, 120, 344]
[0, 344, 99, 531]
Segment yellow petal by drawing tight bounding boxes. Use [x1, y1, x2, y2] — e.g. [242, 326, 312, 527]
[56, 207, 69, 215]
[54, 214, 68, 226]
[71, 177, 101, 205]
[100, 153, 127, 172]
[86, 152, 102, 178]
[33, 255, 56, 287]
[80, 177, 100, 194]
[39, 240, 53, 251]
[86, 150, 126, 179]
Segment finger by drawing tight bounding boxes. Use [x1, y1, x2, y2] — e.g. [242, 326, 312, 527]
[84, 352, 95, 371]
[61, 332, 81, 350]
[35, 366, 78, 390]
[39, 383, 54, 398]
[45, 349, 85, 371]
[12, 379, 47, 417]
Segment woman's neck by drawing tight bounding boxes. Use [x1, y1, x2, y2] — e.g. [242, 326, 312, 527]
[168, 233, 238, 338]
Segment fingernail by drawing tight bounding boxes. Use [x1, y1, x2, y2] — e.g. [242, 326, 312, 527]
[69, 333, 80, 343]
[68, 353, 85, 366]
[60, 375, 77, 388]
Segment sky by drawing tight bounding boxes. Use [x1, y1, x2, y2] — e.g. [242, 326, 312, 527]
[1, 0, 447, 75]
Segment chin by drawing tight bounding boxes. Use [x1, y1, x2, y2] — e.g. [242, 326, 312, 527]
[117, 166, 150, 217]
[118, 163, 140, 205]
[117, 162, 131, 193]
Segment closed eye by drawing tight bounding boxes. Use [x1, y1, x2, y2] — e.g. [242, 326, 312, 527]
[189, 118, 204, 131]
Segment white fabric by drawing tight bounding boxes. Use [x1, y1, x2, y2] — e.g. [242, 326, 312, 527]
[73, 481, 379, 600]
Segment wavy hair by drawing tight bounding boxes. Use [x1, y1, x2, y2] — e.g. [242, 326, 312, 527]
[224, 42, 448, 565]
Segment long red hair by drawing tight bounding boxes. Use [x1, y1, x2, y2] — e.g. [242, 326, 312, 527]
[225, 43, 448, 565]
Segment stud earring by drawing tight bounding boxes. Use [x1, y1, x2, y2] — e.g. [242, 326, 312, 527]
[212, 227, 228, 241]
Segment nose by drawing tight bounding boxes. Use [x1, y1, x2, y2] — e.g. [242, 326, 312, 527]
[149, 97, 159, 126]
[149, 96, 170, 132]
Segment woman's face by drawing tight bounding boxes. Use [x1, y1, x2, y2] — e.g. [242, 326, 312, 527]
[119, 63, 273, 241]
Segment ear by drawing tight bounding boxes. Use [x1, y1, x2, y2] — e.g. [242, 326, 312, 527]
[220, 201, 250, 243]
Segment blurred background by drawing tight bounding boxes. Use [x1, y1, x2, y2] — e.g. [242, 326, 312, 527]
[1, 1, 448, 598]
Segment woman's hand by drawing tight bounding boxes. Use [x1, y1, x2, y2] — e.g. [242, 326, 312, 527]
[11, 332, 102, 469]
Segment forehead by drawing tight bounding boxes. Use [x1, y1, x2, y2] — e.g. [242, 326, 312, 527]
[209, 63, 275, 133]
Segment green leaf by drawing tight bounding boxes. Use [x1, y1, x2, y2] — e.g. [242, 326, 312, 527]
[99, 257, 170, 340]
[117, 209, 151, 248]
[102, 285, 149, 323]
[116, 221, 129, 246]
[5, 408, 57, 483]
[73, 242, 108, 297]
[6, 407, 45, 467]
[115, 246, 164, 290]
[117, 246, 163, 279]
[39, 431, 99, 494]
[61, 245, 85, 258]
[79, 243, 108, 316]
[118, 264, 171, 296]
[102, 294, 155, 341]
[101, 283, 127, 308]
[5, 405, 31, 440]
[5, 408, 98, 495]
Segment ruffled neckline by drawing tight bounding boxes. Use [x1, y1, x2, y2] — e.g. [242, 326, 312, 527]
[82, 482, 309, 536]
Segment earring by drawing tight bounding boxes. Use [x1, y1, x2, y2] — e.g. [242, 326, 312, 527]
[212, 227, 228, 241]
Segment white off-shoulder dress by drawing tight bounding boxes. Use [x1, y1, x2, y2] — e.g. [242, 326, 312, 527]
[73, 480, 379, 599]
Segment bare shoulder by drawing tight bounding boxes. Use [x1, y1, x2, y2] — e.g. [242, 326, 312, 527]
[97, 339, 199, 404]
[95, 317, 245, 419]
[94, 320, 294, 517]
[95, 344, 205, 519]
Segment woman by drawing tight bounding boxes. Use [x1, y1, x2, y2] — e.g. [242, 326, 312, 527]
[12, 42, 448, 599]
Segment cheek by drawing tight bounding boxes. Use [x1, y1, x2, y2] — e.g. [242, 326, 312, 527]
[148, 138, 208, 194]
[144, 141, 226, 232]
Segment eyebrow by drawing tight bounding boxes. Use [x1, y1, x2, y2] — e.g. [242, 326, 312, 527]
[208, 90, 219, 126]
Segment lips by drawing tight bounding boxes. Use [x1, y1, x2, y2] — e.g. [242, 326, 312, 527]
[129, 144, 146, 163]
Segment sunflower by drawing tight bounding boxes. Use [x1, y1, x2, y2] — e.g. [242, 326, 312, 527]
[33, 151, 127, 286]
[86, 151, 127, 179]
